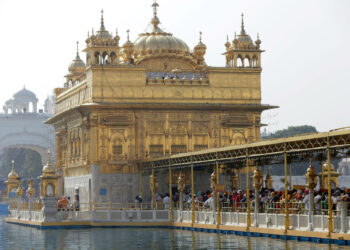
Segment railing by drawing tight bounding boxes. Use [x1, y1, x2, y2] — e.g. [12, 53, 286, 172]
[146, 72, 209, 86]
[8, 199, 43, 211]
[33, 201, 43, 211]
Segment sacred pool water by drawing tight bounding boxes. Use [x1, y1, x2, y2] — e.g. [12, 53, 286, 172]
[0, 204, 347, 250]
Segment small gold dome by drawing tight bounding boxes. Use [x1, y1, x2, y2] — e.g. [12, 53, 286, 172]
[322, 162, 335, 171]
[42, 151, 55, 175]
[68, 42, 85, 74]
[8, 169, 19, 179]
[68, 57, 85, 74]
[8, 160, 19, 179]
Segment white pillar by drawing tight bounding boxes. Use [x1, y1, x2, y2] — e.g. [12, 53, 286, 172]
[339, 202, 349, 233]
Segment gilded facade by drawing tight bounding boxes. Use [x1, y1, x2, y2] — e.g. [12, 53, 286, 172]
[47, 3, 275, 203]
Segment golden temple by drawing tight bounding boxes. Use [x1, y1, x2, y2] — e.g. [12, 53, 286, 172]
[46, 2, 275, 203]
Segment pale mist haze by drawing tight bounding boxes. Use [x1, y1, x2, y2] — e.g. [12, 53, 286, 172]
[0, 0, 349, 132]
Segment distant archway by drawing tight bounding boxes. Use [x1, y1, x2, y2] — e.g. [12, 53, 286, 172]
[0, 131, 54, 165]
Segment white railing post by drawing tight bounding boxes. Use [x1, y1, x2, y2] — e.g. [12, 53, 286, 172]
[308, 190, 315, 231]
[28, 198, 33, 220]
[122, 209, 126, 221]
[153, 210, 156, 221]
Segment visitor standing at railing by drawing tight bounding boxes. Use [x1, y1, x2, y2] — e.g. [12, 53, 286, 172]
[163, 193, 170, 209]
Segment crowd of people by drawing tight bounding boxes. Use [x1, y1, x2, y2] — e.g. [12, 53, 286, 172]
[56, 195, 80, 211]
[146, 187, 350, 214]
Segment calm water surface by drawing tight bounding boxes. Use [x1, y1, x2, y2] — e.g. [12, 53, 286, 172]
[0, 204, 348, 250]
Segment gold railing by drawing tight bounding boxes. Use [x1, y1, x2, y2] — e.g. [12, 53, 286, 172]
[33, 201, 43, 211]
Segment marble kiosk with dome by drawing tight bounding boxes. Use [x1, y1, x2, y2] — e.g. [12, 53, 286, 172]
[46, 2, 275, 204]
[0, 88, 55, 166]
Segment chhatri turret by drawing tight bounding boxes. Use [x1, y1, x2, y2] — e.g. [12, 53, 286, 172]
[84, 10, 121, 66]
[40, 151, 58, 197]
[122, 30, 134, 64]
[224, 14, 263, 68]
[193, 32, 207, 69]
[6, 160, 20, 198]
[65, 41, 86, 87]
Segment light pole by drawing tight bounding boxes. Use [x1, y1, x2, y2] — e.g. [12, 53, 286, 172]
[210, 168, 217, 223]
[150, 170, 158, 210]
[253, 167, 263, 227]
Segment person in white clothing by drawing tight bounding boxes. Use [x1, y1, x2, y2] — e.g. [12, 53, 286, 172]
[163, 193, 170, 209]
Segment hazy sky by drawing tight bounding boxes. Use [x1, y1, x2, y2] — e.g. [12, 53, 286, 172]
[0, 0, 349, 132]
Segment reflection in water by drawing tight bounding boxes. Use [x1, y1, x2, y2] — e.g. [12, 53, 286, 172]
[247, 236, 251, 250]
[1, 222, 349, 250]
[217, 233, 221, 250]
[192, 231, 196, 250]
[170, 230, 174, 250]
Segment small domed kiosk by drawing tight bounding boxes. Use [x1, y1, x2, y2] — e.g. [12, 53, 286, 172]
[39, 151, 58, 197]
[6, 160, 20, 198]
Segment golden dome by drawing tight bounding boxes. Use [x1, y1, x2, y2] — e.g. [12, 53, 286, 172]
[322, 162, 335, 171]
[8, 160, 19, 179]
[133, 2, 190, 59]
[68, 42, 86, 74]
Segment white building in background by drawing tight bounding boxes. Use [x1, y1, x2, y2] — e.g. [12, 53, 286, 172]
[337, 158, 350, 176]
[0, 87, 55, 164]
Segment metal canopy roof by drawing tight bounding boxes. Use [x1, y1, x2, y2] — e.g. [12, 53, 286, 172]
[140, 127, 350, 170]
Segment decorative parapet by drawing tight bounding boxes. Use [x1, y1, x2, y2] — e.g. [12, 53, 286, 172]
[146, 72, 209, 86]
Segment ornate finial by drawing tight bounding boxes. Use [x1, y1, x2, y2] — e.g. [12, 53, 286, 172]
[92, 28, 94, 36]
[11, 160, 14, 171]
[47, 150, 51, 166]
[126, 29, 130, 42]
[255, 33, 261, 47]
[116, 28, 119, 36]
[152, 0, 159, 17]
[151, 0, 160, 30]
[234, 32, 237, 39]
[225, 35, 231, 48]
[87, 31, 90, 38]
[241, 13, 246, 35]
[199, 31, 202, 43]
[100, 9, 105, 31]
[76, 41, 80, 59]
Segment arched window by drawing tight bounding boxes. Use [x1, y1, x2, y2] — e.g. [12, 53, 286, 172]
[252, 56, 258, 67]
[244, 56, 250, 68]
[236, 56, 243, 67]
[94, 52, 100, 65]
[28, 102, 34, 113]
[110, 52, 116, 65]
[102, 51, 109, 64]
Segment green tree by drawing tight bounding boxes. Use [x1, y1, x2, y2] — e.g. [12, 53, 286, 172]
[262, 125, 317, 139]
[0, 148, 42, 178]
